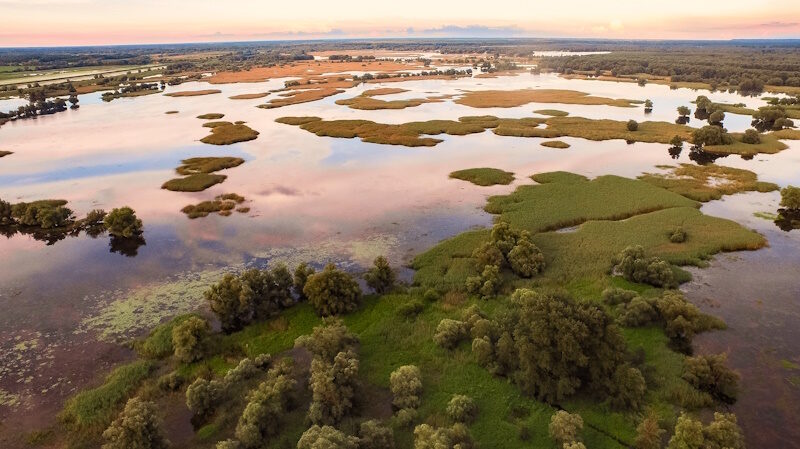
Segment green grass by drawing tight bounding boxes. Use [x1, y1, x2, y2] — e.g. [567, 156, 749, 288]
[175, 157, 244, 175]
[534, 109, 569, 117]
[201, 123, 259, 145]
[638, 164, 779, 202]
[540, 140, 570, 149]
[60, 360, 155, 432]
[449, 168, 515, 186]
[162, 173, 227, 192]
[705, 132, 788, 156]
[501, 116, 692, 144]
[133, 314, 200, 359]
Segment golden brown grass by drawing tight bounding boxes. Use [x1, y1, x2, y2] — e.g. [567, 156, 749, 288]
[200, 123, 259, 145]
[335, 93, 453, 110]
[257, 87, 345, 109]
[540, 140, 570, 149]
[161, 174, 227, 192]
[174, 157, 244, 175]
[704, 133, 788, 156]
[202, 121, 232, 128]
[638, 164, 779, 202]
[361, 88, 409, 96]
[534, 109, 569, 117]
[164, 89, 221, 97]
[229, 93, 270, 100]
[454, 89, 640, 108]
[207, 60, 422, 84]
[501, 116, 692, 143]
[772, 128, 800, 140]
[181, 193, 247, 218]
[197, 113, 224, 120]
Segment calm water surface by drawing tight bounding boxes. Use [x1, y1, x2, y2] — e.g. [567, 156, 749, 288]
[0, 71, 798, 447]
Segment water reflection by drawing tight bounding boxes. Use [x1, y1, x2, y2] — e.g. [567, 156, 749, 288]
[775, 209, 800, 232]
[109, 235, 146, 257]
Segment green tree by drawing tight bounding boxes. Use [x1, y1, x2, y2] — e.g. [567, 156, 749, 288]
[204, 274, 252, 332]
[446, 394, 477, 423]
[235, 361, 296, 448]
[102, 397, 169, 449]
[682, 353, 739, 403]
[644, 99, 653, 111]
[741, 128, 761, 144]
[549, 411, 583, 446]
[670, 135, 684, 148]
[104, 206, 143, 237]
[667, 412, 745, 449]
[433, 319, 469, 350]
[615, 245, 676, 288]
[171, 316, 210, 363]
[304, 264, 362, 316]
[708, 110, 725, 125]
[295, 318, 358, 361]
[364, 255, 396, 293]
[358, 420, 395, 449]
[780, 185, 800, 210]
[307, 349, 359, 425]
[185, 377, 223, 417]
[677, 106, 691, 117]
[297, 425, 359, 449]
[390, 365, 423, 411]
[691, 126, 732, 147]
[293, 262, 315, 299]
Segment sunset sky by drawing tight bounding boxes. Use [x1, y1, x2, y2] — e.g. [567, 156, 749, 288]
[1, 0, 799, 47]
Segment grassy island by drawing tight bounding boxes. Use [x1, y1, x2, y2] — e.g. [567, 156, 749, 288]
[449, 168, 515, 186]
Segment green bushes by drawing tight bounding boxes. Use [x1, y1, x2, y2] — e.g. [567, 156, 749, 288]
[104, 207, 143, 238]
[465, 264, 501, 299]
[390, 365, 423, 421]
[101, 397, 169, 449]
[186, 378, 224, 417]
[682, 354, 739, 403]
[293, 262, 315, 299]
[472, 222, 545, 278]
[9, 199, 72, 228]
[549, 411, 583, 447]
[446, 395, 477, 423]
[692, 126, 733, 147]
[656, 291, 725, 347]
[741, 128, 761, 144]
[413, 423, 475, 449]
[234, 360, 296, 448]
[304, 264, 362, 316]
[781, 185, 800, 210]
[434, 319, 469, 349]
[751, 105, 794, 131]
[670, 226, 687, 243]
[666, 413, 745, 449]
[171, 316, 209, 363]
[358, 420, 395, 449]
[297, 425, 359, 449]
[615, 245, 676, 288]
[364, 255, 396, 293]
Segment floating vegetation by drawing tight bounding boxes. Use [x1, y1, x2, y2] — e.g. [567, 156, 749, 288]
[164, 110, 178, 114]
[164, 89, 221, 97]
[449, 168, 514, 186]
[202, 120, 232, 128]
[336, 90, 453, 110]
[540, 140, 570, 149]
[229, 92, 270, 99]
[175, 157, 244, 175]
[181, 193, 248, 219]
[200, 122, 259, 145]
[161, 173, 227, 192]
[534, 109, 569, 117]
[0, 150, 13, 157]
[753, 211, 779, 221]
[454, 89, 641, 108]
[197, 113, 225, 119]
[258, 86, 346, 109]
[639, 164, 779, 201]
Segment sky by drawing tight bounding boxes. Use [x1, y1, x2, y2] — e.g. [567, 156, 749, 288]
[1, 0, 799, 47]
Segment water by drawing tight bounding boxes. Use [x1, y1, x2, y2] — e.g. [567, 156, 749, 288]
[0, 70, 798, 446]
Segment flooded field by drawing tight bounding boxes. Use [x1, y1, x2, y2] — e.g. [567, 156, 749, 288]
[1, 67, 799, 447]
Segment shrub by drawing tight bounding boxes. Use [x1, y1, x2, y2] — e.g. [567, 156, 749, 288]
[472, 222, 545, 279]
[466, 264, 501, 299]
[364, 256, 396, 293]
[390, 365, 423, 411]
[157, 372, 183, 392]
[670, 135, 684, 148]
[634, 412, 665, 449]
[670, 227, 687, 243]
[601, 287, 638, 305]
[781, 185, 800, 210]
[394, 407, 418, 427]
[235, 361, 296, 447]
[397, 299, 424, 319]
[295, 318, 358, 361]
[186, 378, 223, 417]
[224, 358, 262, 385]
[627, 120, 639, 131]
[692, 125, 732, 147]
[171, 316, 210, 363]
[667, 412, 745, 449]
[101, 397, 169, 449]
[682, 354, 739, 403]
[204, 273, 252, 332]
[656, 291, 725, 347]
[608, 365, 647, 409]
[422, 289, 440, 302]
[297, 425, 359, 449]
[304, 264, 362, 316]
[358, 420, 395, 449]
[507, 239, 545, 277]
[433, 319, 469, 349]
[677, 106, 691, 117]
[308, 350, 360, 425]
[615, 245, 676, 288]
[446, 395, 477, 423]
[413, 423, 474, 449]
[293, 262, 315, 299]
[741, 128, 761, 144]
[104, 207, 143, 238]
[549, 411, 583, 446]
[618, 297, 659, 327]
[708, 110, 725, 124]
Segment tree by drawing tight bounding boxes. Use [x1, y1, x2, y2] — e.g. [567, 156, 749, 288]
[364, 256, 396, 293]
[608, 364, 647, 409]
[549, 411, 583, 446]
[297, 425, 359, 449]
[390, 365, 423, 411]
[670, 135, 684, 148]
[295, 318, 358, 361]
[102, 397, 169, 449]
[634, 412, 665, 449]
[413, 423, 474, 449]
[472, 222, 545, 278]
[205, 274, 252, 332]
[751, 105, 793, 131]
[465, 264, 501, 299]
[433, 319, 469, 349]
[741, 128, 761, 144]
[104, 207, 143, 238]
[0, 199, 12, 225]
[294, 262, 315, 299]
[667, 412, 745, 449]
[677, 106, 691, 117]
[304, 264, 362, 316]
[692, 125, 732, 147]
[644, 99, 653, 112]
[627, 120, 639, 131]
[708, 110, 725, 125]
[446, 395, 477, 423]
[186, 377, 223, 417]
[235, 361, 296, 447]
[615, 245, 676, 288]
[358, 420, 395, 449]
[780, 186, 800, 210]
[171, 316, 210, 363]
[682, 353, 739, 403]
[308, 349, 359, 425]
[507, 239, 545, 277]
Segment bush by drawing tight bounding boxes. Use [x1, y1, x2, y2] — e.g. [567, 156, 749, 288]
[397, 299, 424, 319]
[615, 245, 676, 288]
[667, 412, 745, 449]
[670, 135, 684, 148]
[394, 407, 418, 428]
[634, 412, 665, 449]
[297, 425, 359, 449]
[446, 395, 477, 423]
[627, 120, 639, 131]
[413, 423, 474, 449]
[472, 222, 545, 279]
[608, 365, 647, 409]
[102, 397, 169, 449]
[308, 350, 360, 425]
[708, 110, 725, 124]
[507, 239, 546, 277]
[618, 297, 659, 327]
[186, 378, 223, 417]
[171, 316, 210, 363]
[235, 361, 296, 447]
[549, 411, 583, 446]
[390, 365, 423, 411]
[602, 287, 638, 305]
[364, 256, 396, 293]
[692, 125, 733, 147]
[294, 262, 315, 299]
[741, 128, 761, 144]
[205, 273, 252, 332]
[656, 291, 725, 347]
[157, 372, 183, 392]
[434, 319, 469, 350]
[682, 353, 739, 403]
[465, 264, 501, 299]
[304, 264, 362, 316]
[781, 185, 800, 210]
[104, 207, 143, 238]
[422, 289, 440, 302]
[295, 318, 358, 361]
[359, 420, 395, 449]
[670, 227, 687, 243]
